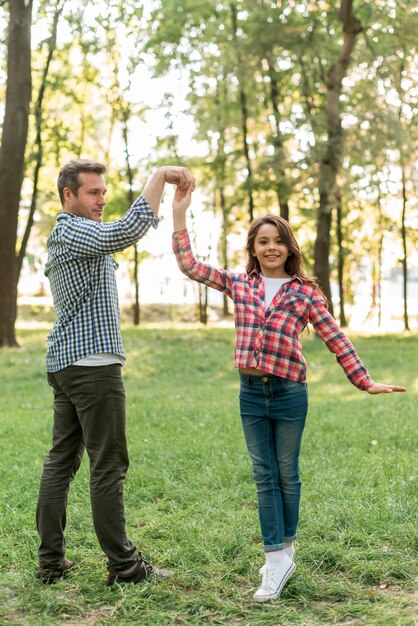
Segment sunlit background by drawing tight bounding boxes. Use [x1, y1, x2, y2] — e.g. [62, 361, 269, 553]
[9, 0, 418, 333]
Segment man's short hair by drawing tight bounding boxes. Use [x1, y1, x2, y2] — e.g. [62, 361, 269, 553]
[57, 159, 106, 206]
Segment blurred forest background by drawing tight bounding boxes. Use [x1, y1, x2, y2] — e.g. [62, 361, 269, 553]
[0, 0, 417, 347]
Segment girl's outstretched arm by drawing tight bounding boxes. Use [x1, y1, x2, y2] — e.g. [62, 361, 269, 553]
[309, 289, 407, 393]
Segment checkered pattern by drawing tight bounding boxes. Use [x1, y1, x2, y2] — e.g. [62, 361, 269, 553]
[45, 196, 157, 372]
[173, 229, 373, 391]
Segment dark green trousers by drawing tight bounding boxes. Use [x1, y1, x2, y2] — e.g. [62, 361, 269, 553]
[36, 364, 139, 572]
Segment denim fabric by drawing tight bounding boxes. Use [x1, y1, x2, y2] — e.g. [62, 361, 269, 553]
[36, 364, 139, 571]
[239, 373, 308, 551]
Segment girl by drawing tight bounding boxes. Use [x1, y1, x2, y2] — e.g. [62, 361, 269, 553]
[171, 187, 406, 603]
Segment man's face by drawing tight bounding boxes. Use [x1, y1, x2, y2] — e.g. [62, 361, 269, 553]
[63, 172, 107, 222]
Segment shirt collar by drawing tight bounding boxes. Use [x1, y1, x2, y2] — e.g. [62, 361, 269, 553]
[57, 212, 78, 221]
[249, 270, 303, 283]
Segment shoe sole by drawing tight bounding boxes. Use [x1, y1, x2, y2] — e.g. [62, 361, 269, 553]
[37, 560, 75, 584]
[107, 564, 171, 586]
[253, 562, 296, 603]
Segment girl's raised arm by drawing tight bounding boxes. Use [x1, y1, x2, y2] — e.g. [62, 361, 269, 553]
[173, 186, 193, 231]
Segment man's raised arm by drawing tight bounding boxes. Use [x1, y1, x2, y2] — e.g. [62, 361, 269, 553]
[142, 166, 195, 216]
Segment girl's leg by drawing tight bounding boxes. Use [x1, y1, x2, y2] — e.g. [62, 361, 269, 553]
[271, 380, 308, 544]
[239, 375, 285, 550]
[241, 414, 285, 550]
[273, 415, 306, 542]
[239, 375, 305, 601]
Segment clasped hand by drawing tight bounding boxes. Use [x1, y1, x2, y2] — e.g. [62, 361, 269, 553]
[160, 166, 196, 191]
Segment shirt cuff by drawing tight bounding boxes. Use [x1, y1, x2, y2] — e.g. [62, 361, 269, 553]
[172, 228, 188, 241]
[132, 195, 159, 229]
[361, 378, 374, 391]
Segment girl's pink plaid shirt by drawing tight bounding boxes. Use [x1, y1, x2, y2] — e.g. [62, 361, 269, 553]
[173, 229, 373, 391]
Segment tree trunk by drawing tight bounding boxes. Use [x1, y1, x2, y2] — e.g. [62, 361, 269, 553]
[313, 0, 362, 313]
[214, 80, 230, 317]
[0, 0, 32, 347]
[397, 51, 409, 332]
[17, 2, 62, 282]
[133, 244, 140, 325]
[220, 191, 229, 318]
[400, 165, 409, 331]
[122, 108, 140, 325]
[230, 2, 255, 222]
[198, 284, 208, 325]
[377, 217, 383, 329]
[266, 57, 290, 221]
[368, 188, 384, 328]
[217, 181, 230, 317]
[105, 107, 116, 169]
[336, 192, 347, 327]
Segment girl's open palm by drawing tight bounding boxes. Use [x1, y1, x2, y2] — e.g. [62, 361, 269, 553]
[367, 382, 406, 394]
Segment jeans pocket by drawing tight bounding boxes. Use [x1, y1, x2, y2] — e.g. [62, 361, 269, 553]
[282, 381, 308, 402]
[284, 379, 305, 389]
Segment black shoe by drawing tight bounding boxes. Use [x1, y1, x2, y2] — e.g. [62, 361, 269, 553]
[37, 558, 75, 584]
[106, 557, 171, 586]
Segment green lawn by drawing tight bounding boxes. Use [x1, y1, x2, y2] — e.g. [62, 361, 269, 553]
[0, 326, 416, 625]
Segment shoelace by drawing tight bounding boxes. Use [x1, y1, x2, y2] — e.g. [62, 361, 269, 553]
[258, 564, 278, 591]
[138, 555, 154, 576]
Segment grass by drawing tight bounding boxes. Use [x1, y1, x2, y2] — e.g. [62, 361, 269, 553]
[0, 325, 416, 625]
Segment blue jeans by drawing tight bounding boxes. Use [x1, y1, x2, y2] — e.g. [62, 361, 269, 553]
[239, 373, 308, 552]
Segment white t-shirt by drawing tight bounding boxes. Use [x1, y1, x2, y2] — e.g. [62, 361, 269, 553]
[261, 275, 292, 308]
[74, 352, 126, 366]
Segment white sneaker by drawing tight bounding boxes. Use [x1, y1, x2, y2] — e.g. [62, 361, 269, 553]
[253, 556, 296, 603]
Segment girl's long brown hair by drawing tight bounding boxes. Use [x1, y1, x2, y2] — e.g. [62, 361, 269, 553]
[245, 215, 328, 305]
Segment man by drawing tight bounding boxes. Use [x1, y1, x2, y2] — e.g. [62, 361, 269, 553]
[36, 159, 195, 585]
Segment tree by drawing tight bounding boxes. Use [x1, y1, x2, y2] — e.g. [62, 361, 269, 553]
[98, 2, 149, 324]
[16, 1, 63, 283]
[340, 0, 417, 331]
[313, 0, 363, 312]
[229, 1, 255, 222]
[0, 0, 32, 347]
[394, 46, 414, 332]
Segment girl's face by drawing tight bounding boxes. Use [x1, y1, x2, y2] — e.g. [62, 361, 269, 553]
[252, 223, 291, 278]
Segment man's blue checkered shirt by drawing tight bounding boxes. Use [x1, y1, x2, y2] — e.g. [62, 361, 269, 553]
[45, 196, 157, 372]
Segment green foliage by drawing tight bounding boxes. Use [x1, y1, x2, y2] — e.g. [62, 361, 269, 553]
[1, 0, 417, 332]
[0, 327, 416, 624]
